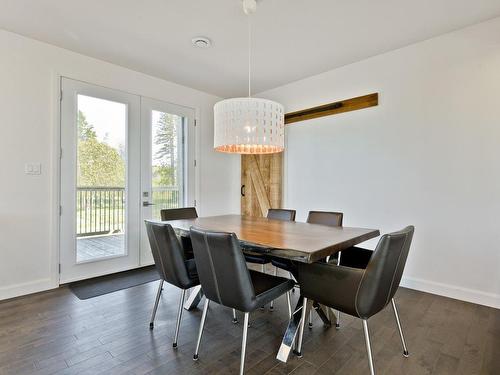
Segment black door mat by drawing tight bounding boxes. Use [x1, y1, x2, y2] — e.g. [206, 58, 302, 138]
[69, 265, 160, 300]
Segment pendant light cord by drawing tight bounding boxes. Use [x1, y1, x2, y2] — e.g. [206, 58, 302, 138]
[248, 14, 252, 98]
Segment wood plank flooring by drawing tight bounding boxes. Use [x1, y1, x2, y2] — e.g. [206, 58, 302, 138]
[0, 265, 498, 374]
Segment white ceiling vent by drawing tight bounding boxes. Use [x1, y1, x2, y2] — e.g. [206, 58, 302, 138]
[191, 37, 212, 49]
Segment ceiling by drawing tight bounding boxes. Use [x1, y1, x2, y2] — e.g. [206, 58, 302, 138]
[1, 0, 500, 97]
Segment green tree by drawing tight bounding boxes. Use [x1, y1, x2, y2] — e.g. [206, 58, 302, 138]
[78, 110, 96, 141]
[153, 113, 178, 187]
[77, 111, 125, 187]
[152, 165, 175, 187]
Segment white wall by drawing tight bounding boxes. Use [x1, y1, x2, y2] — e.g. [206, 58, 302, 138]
[0, 30, 240, 300]
[259, 17, 500, 308]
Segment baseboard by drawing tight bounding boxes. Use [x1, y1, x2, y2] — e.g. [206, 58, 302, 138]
[401, 276, 500, 309]
[0, 278, 57, 301]
[1, 263, 156, 301]
[2, 272, 498, 310]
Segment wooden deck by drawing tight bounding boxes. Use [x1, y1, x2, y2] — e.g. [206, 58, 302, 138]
[77, 234, 125, 262]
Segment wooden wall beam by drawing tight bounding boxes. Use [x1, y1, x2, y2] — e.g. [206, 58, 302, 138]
[284, 93, 378, 125]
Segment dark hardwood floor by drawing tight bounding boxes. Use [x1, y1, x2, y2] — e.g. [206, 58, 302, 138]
[0, 265, 498, 374]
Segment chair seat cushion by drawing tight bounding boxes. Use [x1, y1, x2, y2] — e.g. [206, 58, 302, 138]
[297, 262, 364, 318]
[180, 236, 194, 259]
[242, 242, 271, 265]
[249, 270, 295, 310]
[271, 258, 298, 277]
[339, 247, 373, 269]
[245, 254, 270, 264]
[184, 259, 199, 286]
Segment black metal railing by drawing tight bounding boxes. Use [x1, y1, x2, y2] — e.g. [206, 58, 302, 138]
[76, 187, 125, 237]
[151, 187, 181, 220]
[76, 186, 181, 237]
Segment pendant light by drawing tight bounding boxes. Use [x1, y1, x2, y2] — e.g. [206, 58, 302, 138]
[214, 0, 285, 154]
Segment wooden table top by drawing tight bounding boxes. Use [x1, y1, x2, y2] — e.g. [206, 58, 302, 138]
[163, 214, 380, 263]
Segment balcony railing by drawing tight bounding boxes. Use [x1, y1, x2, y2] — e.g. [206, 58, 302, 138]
[151, 187, 181, 220]
[76, 186, 181, 237]
[76, 187, 125, 237]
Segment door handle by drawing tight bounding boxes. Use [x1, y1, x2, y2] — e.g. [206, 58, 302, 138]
[241, 185, 245, 197]
[142, 202, 155, 207]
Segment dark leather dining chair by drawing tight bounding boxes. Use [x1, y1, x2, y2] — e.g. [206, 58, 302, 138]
[267, 208, 296, 221]
[144, 220, 199, 348]
[307, 210, 344, 264]
[160, 207, 198, 259]
[306, 210, 343, 227]
[160, 207, 198, 221]
[272, 211, 344, 326]
[190, 227, 295, 375]
[338, 246, 374, 269]
[160, 207, 239, 324]
[296, 226, 415, 375]
[271, 210, 343, 273]
[244, 208, 296, 311]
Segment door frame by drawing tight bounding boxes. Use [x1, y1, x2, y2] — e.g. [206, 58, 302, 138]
[52, 74, 199, 285]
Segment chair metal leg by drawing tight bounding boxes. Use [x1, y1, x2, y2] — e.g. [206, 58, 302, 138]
[308, 310, 313, 328]
[193, 299, 210, 360]
[270, 266, 278, 311]
[295, 297, 308, 358]
[335, 254, 341, 328]
[239, 312, 249, 375]
[260, 264, 266, 309]
[173, 289, 186, 348]
[391, 298, 409, 357]
[286, 291, 292, 319]
[289, 272, 296, 292]
[149, 280, 163, 329]
[232, 308, 238, 324]
[312, 301, 331, 327]
[362, 320, 375, 375]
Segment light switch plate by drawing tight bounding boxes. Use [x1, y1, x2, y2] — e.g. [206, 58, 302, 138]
[25, 163, 41, 175]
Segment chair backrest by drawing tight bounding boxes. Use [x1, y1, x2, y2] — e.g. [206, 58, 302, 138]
[160, 207, 198, 221]
[306, 211, 343, 227]
[267, 208, 296, 221]
[356, 226, 415, 318]
[144, 220, 192, 289]
[189, 227, 256, 311]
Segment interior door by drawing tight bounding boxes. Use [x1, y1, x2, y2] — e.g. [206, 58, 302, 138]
[241, 153, 283, 217]
[140, 97, 196, 265]
[60, 78, 141, 283]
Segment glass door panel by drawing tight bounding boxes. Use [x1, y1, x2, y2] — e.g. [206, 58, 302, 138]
[76, 95, 127, 262]
[140, 98, 195, 265]
[150, 110, 185, 219]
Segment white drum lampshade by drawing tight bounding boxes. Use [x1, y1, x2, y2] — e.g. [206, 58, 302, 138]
[214, 97, 284, 154]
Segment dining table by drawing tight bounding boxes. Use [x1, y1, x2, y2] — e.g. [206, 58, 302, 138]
[162, 214, 380, 363]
